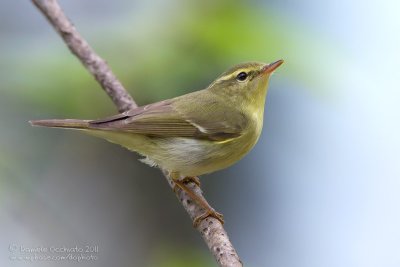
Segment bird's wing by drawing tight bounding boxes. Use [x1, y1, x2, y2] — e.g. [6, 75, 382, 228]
[89, 93, 247, 141]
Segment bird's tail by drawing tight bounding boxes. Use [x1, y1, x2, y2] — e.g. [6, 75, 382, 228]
[29, 119, 91, 129]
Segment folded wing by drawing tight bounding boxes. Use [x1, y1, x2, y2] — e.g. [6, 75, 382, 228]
[90, 93, 247, 141]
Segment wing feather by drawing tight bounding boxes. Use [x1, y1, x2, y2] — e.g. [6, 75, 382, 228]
[89, 92, 247, 141]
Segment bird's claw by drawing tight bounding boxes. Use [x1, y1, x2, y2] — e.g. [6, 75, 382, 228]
[181, 176, 201, 187]
[193, 209, 224, 227]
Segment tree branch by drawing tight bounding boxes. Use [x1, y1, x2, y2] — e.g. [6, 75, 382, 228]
[32, 0, 137, 113]
[31, 0, 242, 266]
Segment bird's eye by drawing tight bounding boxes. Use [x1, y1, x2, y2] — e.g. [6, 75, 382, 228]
[236, 72, 248, 81]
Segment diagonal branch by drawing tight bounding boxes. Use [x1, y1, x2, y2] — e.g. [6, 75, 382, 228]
[32, 0, 137, 113]
[31, 0, 242, 266]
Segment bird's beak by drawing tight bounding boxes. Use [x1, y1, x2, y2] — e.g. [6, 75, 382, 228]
[262, 59, 284, 74]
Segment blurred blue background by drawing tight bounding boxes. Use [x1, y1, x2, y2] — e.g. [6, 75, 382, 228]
[1, 0, 399, 266]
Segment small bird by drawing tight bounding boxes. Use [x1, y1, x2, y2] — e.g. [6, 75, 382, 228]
[30, 60, 283, 226]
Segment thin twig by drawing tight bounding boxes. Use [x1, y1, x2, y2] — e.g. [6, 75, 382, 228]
[32, 0, 137, 112]
[31, 0, 242, 266]
[162, 170, 242, 267]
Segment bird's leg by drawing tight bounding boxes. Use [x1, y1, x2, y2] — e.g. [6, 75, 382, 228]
[169, 171, 201, 189]
[173, 179, 224, 227]
[170, 172, 224, 227]
[180, 176, 201, 187]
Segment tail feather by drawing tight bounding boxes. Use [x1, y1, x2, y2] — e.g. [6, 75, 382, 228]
[29, 119, 90, 129]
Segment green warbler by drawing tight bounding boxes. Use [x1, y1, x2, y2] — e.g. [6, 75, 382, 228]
[30, 60, 284, 225]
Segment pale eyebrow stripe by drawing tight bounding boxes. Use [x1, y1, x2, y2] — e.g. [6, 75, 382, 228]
[218, 67, 254, 81]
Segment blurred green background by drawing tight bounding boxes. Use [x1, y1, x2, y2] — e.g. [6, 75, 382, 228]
[1, 0, 399, 267]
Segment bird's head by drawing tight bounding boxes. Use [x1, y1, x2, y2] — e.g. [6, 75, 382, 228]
[209, 60, 284, 108]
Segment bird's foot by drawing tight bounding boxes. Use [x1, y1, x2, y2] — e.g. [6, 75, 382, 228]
[172, 176, 201, 193]
[193, 208, 224, 228]
[181, 176, 201, 187]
